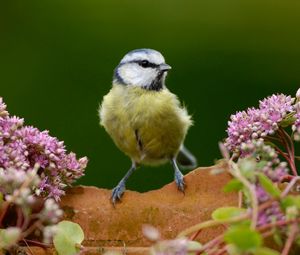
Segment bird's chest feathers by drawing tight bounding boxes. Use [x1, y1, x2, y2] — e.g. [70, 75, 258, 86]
[122, 87, 177, 127]
[101, 85, 190, 164]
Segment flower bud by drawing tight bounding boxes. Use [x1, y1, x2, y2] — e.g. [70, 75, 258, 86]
[296, 88, 300, 99]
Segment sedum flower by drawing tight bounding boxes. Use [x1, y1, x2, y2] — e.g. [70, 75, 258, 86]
[39, 198, 63, 224]
[0, 167, 40, 195]
[43, 225, 58, 244]
[237, 140, 287, 226]
[0, 97, 88, 200]
[0, 97, 8, 117]
[143, 225, 161, 242]
[1, 165, 64, 247]
[150, 238, 189, 255]
[240, 139, 288, 181]
[225, 94, 295, 154]
[292, 102, 300, 141]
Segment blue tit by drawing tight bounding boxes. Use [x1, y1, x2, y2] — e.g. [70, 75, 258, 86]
[99, 49, 197, 204]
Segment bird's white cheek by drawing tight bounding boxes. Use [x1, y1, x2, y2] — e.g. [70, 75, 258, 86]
[119, 65, 157, 87]
[141, 69, 157, 87]
[119, 65, 141, 86]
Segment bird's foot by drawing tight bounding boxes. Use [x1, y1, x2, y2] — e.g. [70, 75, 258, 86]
[174, 169, 185, 193]
[111, 181, 126, 205]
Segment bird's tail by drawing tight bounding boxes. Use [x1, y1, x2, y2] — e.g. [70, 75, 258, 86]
[176, 145, 197, 170]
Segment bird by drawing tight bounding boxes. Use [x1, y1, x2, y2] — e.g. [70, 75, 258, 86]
[99, 48, 197, 204]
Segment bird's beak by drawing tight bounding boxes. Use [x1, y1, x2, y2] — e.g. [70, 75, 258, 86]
[159, 63, 172, 72]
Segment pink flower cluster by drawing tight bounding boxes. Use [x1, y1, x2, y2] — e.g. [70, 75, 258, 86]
[256, 186, 284, 226]
[240, 139, 288, 181]
[225, 94, 295, 153]
[0, 98, 87, 200]
[238, 140, 287, 226]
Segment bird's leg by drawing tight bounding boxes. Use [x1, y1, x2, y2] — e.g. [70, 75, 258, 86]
[171, 158, 185, 192]
[111, 162, 137, 204]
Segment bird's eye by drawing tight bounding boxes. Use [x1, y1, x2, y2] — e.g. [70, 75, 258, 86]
[139, 60, 150, 68]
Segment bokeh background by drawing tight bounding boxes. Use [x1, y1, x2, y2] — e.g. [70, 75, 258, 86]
[1, 0, 300, 191]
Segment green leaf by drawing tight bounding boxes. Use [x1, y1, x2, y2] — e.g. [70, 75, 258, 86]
[187, 240, 202, 255]
[231, 219, 251, 228]
[212, 207, 246, 221]
[254, 247, 280, 255]
[223, 179, 243, 192]
[279, 113, 296, 128]
[281, 195, 300, 210]
[238, 158, 256, 179]
[257, 173, 280, 198]
[0, 227, 21, 249]
[224, 226, 262, 252]
[53, 221, 84, 255]
[273, 232, 283, 247]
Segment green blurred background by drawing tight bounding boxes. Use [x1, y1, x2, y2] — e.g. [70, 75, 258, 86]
[1, 0, 300, 191]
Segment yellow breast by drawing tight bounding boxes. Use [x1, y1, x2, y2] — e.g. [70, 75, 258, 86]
[99, 85, 192, 165]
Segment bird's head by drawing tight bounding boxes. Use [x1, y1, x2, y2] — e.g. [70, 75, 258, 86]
[113, 49, 171, 91]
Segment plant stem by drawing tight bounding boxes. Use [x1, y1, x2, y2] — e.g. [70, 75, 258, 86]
[23, 239, 34, 255]
[211, 246, 227, 255]
[16, 206, 23, 228]
[280, 174, 295, 182]
[277, 128, 298, 176]
[257, 218, 300, 233]
[274, 146, 292, 164]
[177, 214, 249, 238]
[196, 235, 224, 255]
[261, 229, 275, 239]
[21, 220, 43, 239]
[281, 223, 299, 255]
[281, 176, 300, 197]
[281, 128, 295, 158]
[229, 161, 258, 229]
[0, 202, 9, 227]
[190, 229, 202, 241]
[238, 191, 243, 208]
[22, 239, 51, 248]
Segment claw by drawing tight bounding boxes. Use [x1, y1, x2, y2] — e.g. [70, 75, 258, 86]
[175, 169, 185, 192]
[110, 162, 137, 205]
[111, 181, 126, 204]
